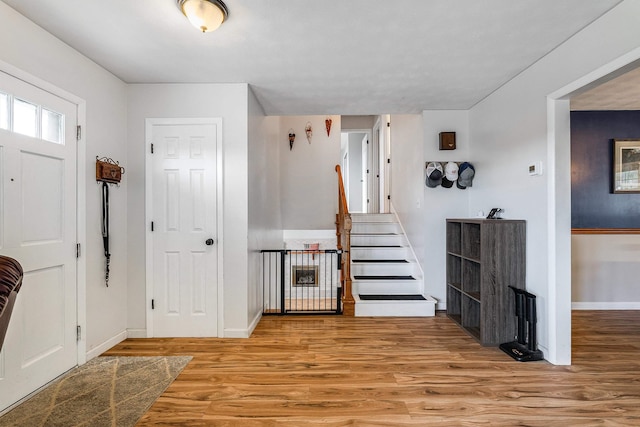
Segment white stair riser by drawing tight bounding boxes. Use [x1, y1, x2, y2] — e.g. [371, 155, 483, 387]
[349, 212, 436, 318]
[355, 299, 436, 317]
[351, 247, 408, 260]
[354, 280, 422, 295]
[351, 262, 418, 277]
[351, 222, 401, 234]
[351, 213, 396, 223]
[351, 234, 405, 246]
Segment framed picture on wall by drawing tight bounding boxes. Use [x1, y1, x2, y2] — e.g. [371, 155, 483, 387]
[613, 139, 640, 193]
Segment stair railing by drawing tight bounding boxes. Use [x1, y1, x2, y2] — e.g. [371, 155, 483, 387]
[335, 165, 355, 316]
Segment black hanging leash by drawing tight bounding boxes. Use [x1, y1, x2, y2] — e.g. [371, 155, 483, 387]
[101, 181, 110, 287]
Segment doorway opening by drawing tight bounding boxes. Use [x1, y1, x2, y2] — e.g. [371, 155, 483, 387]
[340, 115, 391, 214]
[548, 50, 640, 365]
[340, 130, 370, 213]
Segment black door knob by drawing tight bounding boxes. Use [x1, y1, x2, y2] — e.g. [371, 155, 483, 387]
[205, 238, 214, 246]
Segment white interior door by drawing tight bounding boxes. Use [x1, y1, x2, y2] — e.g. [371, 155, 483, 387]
[370, 122, 380, 214]
[361, 133, 368, 213]
[0, 71, 78, 411]
[383, 115, 391, 213]
[148, 119, 220, 337]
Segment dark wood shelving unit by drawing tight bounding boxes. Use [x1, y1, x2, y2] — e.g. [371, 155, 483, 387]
[446, 219, 526, 346]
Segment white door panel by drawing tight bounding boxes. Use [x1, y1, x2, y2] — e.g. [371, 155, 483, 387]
[0, 70, 77, 411]
[149, 120, 219, 337]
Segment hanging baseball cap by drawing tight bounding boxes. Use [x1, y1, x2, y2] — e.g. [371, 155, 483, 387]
[457, 162, 475, 189]
[425, 162, 443, 188]
[442, 162, 459, 188]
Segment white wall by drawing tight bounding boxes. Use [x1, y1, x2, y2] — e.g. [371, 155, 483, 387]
[468, 0, 640, 364]
[127, 83, 252, 337]
[389, 115, 425, 269]
[572, 234, 640, 309]
[279, 115, 341, 230]
[342, 115, 375, 131]
[247, 87, 282, 331]
[0, 2, 129, 357]
[422, 112, 471, 307]
[390, 112, 470, 309]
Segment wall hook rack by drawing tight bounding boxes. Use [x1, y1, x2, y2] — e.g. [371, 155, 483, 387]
[95, 156, 124, 287]
[96, 156, 125, 185]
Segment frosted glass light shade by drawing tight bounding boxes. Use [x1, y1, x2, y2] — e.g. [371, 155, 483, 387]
[178, 0, 228, 33]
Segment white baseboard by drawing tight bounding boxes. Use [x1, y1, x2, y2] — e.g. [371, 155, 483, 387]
[224, 312, 262, 338]
[223, 329, 250, 338]
[126, 328, 147, 338]
[248, 311, 261, 336]
[85, 330, 127, 361]
[537, 344, 552, 364]
[572, 302, 640, 310]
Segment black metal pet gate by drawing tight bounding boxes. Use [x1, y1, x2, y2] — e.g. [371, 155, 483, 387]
[261, 249, 342, 314]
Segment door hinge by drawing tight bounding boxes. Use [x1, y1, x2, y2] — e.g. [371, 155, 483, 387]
[387, 158, 391, 163]
[76, 125, 82, 140]
[76, 325, 81, 341]
[151, 221, 154, 232]
[150, 143, 154, 154]
[76, 243, 81, 258]
[387, 122, 390, 127]
[387, 195, 391, 200]
[366, 140, 369, 144]
[151, 299, 155, 310]
[366, 169, 369, 173]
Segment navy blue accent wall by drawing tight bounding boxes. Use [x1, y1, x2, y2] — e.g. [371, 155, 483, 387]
[571, 110, 640, 229]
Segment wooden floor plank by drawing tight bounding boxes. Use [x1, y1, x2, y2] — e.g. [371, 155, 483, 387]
[102, 311, 640, 425]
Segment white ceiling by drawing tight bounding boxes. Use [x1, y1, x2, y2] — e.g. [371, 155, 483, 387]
[571, 66, 640, 111]
[2, 0, 623, 115]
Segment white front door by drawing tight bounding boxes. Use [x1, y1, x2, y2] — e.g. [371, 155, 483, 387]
[147, 119, 220, 337]
[0, 71, 78, 410]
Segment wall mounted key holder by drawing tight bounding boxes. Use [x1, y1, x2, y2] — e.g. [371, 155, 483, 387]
[96, 157, 125, 184]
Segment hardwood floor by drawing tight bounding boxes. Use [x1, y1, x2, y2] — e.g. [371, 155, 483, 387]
[103, 311, 640, 426]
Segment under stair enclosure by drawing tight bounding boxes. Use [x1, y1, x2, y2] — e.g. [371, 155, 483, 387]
[350, 213, 436, 317]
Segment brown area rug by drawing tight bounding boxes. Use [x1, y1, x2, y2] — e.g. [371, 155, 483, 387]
[0, 356, 191, 427]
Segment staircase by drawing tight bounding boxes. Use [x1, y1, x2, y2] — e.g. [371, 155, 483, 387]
[350, 213, 436, 317]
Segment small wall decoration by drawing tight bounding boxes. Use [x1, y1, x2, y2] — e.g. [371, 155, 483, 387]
[325, 117, 332, 136]
[288, 129, 296, 151]
[613, 139, 640, 193]
[305, 122, 313, 144]
[439, 132, 456, 150]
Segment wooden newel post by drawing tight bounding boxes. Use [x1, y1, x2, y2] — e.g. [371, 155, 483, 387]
[335, 164, 355, 316]
[342, 215, 355, 316]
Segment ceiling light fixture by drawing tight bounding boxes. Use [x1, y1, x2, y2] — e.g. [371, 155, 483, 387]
[177, 0, 229, 33]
